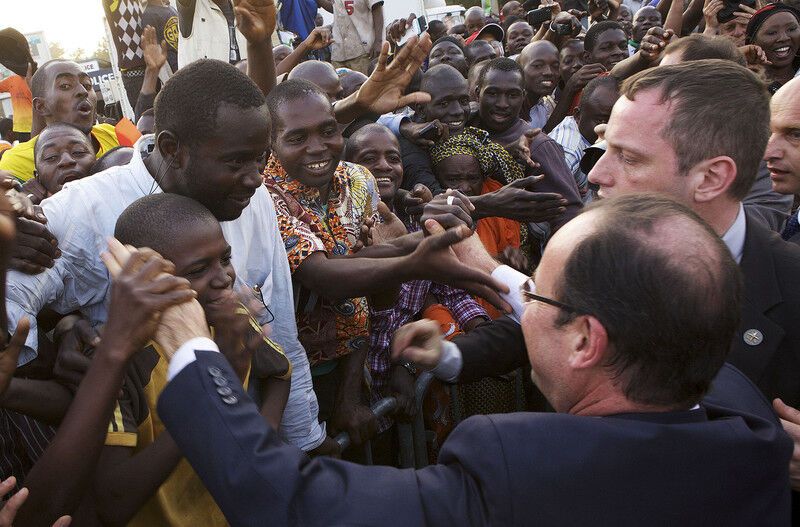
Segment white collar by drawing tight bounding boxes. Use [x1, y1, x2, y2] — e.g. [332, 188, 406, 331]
[720, 203, 746, 264]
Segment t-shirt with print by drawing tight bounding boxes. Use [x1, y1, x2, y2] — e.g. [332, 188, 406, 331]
[331, 0, 383, 62]
[105, 307, 290, 527]
[264, 156, 380, 366]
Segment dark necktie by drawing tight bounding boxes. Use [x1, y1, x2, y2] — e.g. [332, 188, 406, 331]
[782, 213, 800, 241]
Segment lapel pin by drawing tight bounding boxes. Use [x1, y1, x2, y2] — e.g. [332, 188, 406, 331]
[743, 329, 763, 346]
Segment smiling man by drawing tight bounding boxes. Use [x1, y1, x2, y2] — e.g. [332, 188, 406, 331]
[264, 79, 509, 449]
[584, 20, 629, 70]
[0, 60, 123, 182]
[3, 59, 329, 455]
[518, 41, 560, 129]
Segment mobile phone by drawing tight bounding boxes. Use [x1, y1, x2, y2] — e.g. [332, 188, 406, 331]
[418, 122, 441, 142]
[527, 7, 553, 28]
[552, 22, 573, 36]
[398, 18, 423, 46]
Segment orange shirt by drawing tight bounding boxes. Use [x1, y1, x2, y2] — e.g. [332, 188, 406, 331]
[475, 178, 521, 318]
[0, 76, 32, 134]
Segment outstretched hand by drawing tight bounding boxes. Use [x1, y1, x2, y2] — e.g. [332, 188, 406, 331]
[407, 219, 510, 312]
[142, 25, 168, 71]
[639, 27, 674, 62]
[233, 0, 277, 44]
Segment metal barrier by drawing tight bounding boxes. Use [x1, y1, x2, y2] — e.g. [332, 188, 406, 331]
[333, 371, 435, 468]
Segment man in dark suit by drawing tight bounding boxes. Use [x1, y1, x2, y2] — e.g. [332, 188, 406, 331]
[155, 194, 792, 526]
[398, 60, 800, 513]
[764, 77, 800, 245]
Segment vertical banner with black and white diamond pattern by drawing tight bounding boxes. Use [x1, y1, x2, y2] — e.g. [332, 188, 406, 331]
[102, 0, 146, 71]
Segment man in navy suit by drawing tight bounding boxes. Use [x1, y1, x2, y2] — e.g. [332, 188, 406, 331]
[155, 193, 791, 526]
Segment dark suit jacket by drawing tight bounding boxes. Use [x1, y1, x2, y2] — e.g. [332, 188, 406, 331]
[158, 351, 791, 526]
[457, 212, 800, 408]
[727, 212, 800, 408]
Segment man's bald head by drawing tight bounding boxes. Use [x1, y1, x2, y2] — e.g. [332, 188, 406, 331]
[524, 193, 741, 411]
[288, 60, 342, 102]
[502, 0, 524, 19]
[765, 76, 800, 195]
[345, 122, 398, 159]
[518, 40, 559, 67]
[339, 69, 368, 99]
[421, 63, 468, 94]
[273, 45, 292, 64]
[465, 6, 486, 35]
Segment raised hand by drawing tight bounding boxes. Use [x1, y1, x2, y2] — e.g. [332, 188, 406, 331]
[350, 33, 433, 116]
[142, 25, 168, 71]
[739, 44, 772, 66]
[399, 119, 449, 148]
[233, 0, 277, 44]
[703, 0, 723, 33]
[304, 26, 334, 51]
[564, 63, 606, 94]
[507, 128, 544, 171]
[371, 202, 408, 245]
[477, 175, 566, 223]
[206, 291, 258, 382]
[639, 27, 674, 62]
[419, 190, 475, 231]
[399, 183, 434, 221]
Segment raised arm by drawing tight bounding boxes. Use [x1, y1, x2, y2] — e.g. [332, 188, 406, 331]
[276, 26, 334, 76]
[334, 34, 432, 124]
[234, 0, 278, 95]
[15, 241, 195, 526]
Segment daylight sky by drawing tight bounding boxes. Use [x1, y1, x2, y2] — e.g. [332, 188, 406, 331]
[3, 0, 108, 56]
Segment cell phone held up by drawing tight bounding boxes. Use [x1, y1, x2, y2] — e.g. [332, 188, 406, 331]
[526, 7, 553, 29]
[418, 122, 442, 142]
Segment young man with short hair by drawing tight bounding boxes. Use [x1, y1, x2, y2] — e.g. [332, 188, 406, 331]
[3, 59, 328, 455]
[0, 60, 123, 182]
[264, 79, 508, 447]
[551, 75, 619, 201]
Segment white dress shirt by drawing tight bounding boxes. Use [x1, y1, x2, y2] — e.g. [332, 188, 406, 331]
[6, 135, 325, 450]
[721, 203, 747, 264]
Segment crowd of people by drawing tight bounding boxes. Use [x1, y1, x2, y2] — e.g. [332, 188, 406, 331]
[0, 0, 798, 524]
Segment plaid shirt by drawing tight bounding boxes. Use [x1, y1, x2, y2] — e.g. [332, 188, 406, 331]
[368, 276, 487, 432]
[551, 116, 592, 202]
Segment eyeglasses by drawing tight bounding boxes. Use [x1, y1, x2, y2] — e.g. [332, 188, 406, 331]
[520, 278, 581, 315]
[252, 284, 276, 324]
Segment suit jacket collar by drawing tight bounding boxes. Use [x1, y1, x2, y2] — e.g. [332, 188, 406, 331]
[604, 407, 707, 425]
[740, 212, 783, 314]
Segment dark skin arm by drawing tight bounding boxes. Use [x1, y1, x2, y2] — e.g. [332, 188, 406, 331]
[234, 0, 278, 95]
[93, 436, 183, 526]
[14, 243, 196, 526]
[276, 27, 333, 76]
[329, 342, 375, 446]
[0, 379, 71, 425]
[663, 0, 684, 36]
[542, 63, 606, 133]
[259, 377, 290, 430]
[370, 3, 385, 59]
[682, 0, 706, 35]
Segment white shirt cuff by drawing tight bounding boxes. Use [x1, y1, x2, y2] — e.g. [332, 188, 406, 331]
[491, 264, 528, 323]
[431, 340, 462, 383]
[167, 337, 220, 381]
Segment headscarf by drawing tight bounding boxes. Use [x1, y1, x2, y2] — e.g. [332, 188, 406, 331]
[745, 3, 800, 45]
[429, 126, 525, 185]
